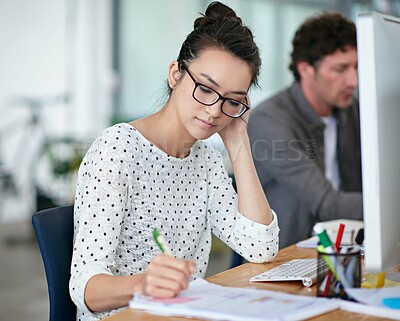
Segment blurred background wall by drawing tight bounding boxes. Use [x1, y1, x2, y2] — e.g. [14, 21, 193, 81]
[0, 0, 399, 225]
[0, 0, 114, 224]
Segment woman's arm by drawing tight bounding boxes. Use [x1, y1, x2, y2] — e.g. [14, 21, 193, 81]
[219, 111, 274, 226]
[84, 255, 195, 312]
[226, 133, 273, 225]
[70, 125, 196, 314]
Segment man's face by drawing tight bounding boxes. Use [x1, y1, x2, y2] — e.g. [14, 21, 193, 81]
[303, 47, 358, 114]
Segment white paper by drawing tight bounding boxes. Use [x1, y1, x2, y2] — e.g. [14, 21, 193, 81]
[341, 287, 400, 320]
[130, 278, 340, 321]
[346, 286, 400, 306]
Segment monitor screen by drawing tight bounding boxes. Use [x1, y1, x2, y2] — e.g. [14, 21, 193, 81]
[357, 11, 400, 273]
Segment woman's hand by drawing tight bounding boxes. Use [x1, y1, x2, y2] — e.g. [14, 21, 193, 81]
[84, 255, 195, 312]
[218, 96, 251, 149]
[215, 95, 273, 226]
[137, 254, 196, 298]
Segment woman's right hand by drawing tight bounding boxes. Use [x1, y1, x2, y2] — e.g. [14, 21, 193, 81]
[137, 254, 196, 298]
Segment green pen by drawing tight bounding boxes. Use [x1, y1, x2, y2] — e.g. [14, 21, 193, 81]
[152, 228, 172, 256]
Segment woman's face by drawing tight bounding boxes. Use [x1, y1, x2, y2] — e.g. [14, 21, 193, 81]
[169, 48, 252, 141]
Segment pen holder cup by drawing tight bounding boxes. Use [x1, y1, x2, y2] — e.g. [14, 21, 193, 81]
[317, 248, 361, 300]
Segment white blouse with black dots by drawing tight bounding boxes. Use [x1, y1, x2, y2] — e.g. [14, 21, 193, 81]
[69, 123, 279, 321]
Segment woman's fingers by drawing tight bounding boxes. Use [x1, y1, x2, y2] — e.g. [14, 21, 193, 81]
[142, 255, 196, 297]
[147, 262, 189, 289]
[245, 95, 251, 107]
[153, 255, 194, 278]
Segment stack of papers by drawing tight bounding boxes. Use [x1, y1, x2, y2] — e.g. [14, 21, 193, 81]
[130, 278, 340, 321]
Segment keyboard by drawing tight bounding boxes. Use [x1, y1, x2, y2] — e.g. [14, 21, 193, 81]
[249, 258, 328, 287]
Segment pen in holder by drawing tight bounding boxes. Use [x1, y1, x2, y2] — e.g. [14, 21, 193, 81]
[317, 247, 361, 300]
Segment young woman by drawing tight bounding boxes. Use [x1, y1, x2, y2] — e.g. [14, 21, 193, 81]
[70, 2, 279, 320]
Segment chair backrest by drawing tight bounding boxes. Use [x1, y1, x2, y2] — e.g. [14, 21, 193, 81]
[32, 205, 76, 321]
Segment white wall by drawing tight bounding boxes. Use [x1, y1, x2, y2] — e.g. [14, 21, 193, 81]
[0, 0, 114, 223]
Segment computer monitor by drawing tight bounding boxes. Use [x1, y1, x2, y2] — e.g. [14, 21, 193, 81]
[357, 11, 400, 273]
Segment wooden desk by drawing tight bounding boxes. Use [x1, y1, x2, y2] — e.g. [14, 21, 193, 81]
[103, 245, 396, 321]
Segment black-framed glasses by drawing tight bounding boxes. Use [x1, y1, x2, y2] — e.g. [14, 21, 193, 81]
[181, 64, 250, 118]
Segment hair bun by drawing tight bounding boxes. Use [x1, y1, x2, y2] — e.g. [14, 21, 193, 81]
[194, 1, 241, 29]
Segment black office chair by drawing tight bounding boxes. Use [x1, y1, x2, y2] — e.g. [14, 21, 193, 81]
[32, 205, 76, 321]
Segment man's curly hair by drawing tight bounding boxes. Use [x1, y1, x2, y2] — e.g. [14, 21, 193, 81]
[289, 12, 356, 81]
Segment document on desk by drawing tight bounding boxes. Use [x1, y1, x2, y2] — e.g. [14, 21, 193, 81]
[341, 287, 400, 320]
[129, 278, 340, 321]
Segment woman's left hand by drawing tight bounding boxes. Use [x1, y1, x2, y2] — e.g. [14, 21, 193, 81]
[218, 96, 250, 144]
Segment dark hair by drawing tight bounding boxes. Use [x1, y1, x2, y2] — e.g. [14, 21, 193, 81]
[289, 12, 357, 81]
[173, 1, 261, 92]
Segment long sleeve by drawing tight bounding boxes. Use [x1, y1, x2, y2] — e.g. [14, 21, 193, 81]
[206, 146, 279, 262]
[70, 127, 130, 318]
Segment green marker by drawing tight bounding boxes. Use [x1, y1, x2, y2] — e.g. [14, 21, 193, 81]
[153, 228, 172, 256]
[317, 245, 338, 279]
[314, 223, 351, 289]
[314, 223, 335, 251]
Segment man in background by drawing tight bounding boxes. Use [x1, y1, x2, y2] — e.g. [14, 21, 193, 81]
[248, 12, 362, 248]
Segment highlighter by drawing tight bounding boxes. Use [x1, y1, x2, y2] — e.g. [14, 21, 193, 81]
[152, 228, 172, 256]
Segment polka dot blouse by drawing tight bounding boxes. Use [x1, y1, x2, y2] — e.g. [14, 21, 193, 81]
[69, 123, 279, 321]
